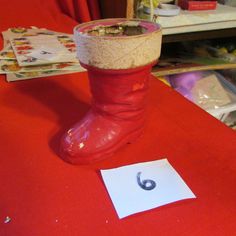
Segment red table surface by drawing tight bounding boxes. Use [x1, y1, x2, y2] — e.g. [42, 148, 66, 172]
[1, 1, 236, 236]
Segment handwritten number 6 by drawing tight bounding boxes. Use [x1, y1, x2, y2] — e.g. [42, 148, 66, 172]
[136, 172, 156, 191]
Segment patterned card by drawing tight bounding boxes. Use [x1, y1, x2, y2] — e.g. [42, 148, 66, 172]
[6, 69, 81, 82]
[0, 59, 84, 74]
[10, 34, 77, 66]
[1, 27, 85, 81]
[0, 41, 16, 60]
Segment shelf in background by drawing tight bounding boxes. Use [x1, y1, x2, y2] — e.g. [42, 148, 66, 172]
[99, 1, 236, 42]
[158, 4, 236, 42]
[163, 27, 236, 43]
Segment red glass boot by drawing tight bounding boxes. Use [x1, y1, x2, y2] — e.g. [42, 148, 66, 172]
[60, 19, 162, 164]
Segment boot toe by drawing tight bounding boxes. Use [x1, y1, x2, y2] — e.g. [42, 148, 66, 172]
[60, 113, 122, 164]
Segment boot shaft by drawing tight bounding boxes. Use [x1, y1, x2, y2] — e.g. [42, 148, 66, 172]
[85, 64, 153, 120]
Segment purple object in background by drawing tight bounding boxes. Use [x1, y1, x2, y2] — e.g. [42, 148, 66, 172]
[168, 71, 204, 101]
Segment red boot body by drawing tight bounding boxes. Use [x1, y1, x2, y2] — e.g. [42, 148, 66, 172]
[60, 19, 162, 164]
[61, 64, 153, 164]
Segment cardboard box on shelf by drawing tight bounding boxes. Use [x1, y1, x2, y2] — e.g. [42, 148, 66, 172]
[178, 0, 217, 10]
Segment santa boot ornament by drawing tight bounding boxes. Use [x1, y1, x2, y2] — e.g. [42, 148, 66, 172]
[60, 19, 162, 165]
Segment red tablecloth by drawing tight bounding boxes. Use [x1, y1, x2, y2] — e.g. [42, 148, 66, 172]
[1, 1, 236, 236]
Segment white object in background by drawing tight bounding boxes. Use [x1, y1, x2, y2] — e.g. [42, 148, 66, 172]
[143, 4, 181, 16]
[101, 158, 196, 219]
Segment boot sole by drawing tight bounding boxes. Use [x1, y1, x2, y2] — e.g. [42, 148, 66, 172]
[61, 128, 143, 165]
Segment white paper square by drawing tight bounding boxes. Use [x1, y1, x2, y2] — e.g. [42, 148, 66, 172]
[101, 159, 196, 219]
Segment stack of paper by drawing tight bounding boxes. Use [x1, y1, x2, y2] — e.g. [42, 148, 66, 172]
[0, 27, 85, 82]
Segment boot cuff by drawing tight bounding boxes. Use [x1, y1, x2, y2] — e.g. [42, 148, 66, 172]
[74, 19, 162, 70]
